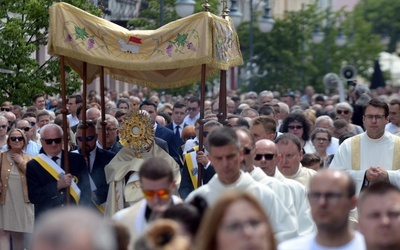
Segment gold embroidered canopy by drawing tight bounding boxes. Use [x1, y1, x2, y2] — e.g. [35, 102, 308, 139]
[48, 2, 243, 88]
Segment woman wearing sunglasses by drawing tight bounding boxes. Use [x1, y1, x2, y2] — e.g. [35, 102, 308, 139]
[281, 112, 315, 154]
[0, 128, 33, 250]
[334, 102, 364, 135]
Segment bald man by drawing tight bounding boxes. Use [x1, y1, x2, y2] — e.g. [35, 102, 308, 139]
[254, 139, 315, 236]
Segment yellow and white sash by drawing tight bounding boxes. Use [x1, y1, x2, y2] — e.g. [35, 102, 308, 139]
[184, 146, 199, 188]
[34, 153, 81, 204]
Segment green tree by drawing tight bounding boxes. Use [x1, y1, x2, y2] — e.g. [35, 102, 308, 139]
[236, 3, 382, 94]
[355, 0, 400, 53]
[0, 0, 102, 105]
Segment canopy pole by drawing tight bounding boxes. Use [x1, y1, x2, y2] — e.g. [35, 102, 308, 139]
[219, 1, 228, 125]
[218, 70, 227, 125]
[81, 62, 88, 157]
[197, 64, 207, 188]
[60, 56, 70, 204]
[99, 67, 107, 147]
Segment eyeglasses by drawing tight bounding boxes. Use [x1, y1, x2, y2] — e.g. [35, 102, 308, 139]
[1, 108, 10, 112]
[0, 125, 7, 129]
[243, 146, 251, 155]
[10, 136, 24, 142]
[187, 107, 197, 112]
[185, 135, 195, 140]
[77, 136, 95, 142]
[17, 127, 31, 132]
[29, 121, 36, 127]
[336, 110, 350, 115]
[203, 131, 209, 138]
[314, 137, 329, 142]
[142, 189, 170, 199]
[99, 127, 117, 132]
[41, 138, 62, 145]
[288, 125, 303, 130]
[254, 153, 275, 161]
[221, 219, 264, 233]
[308, 192, 349, 205]
[364, 114, 386, 121]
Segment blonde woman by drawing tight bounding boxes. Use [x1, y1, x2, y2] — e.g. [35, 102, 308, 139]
[196, 191, 277, 250]
[0, 128, 34, 250]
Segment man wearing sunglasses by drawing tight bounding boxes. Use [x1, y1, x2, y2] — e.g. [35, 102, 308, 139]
[254, 139, 315, 236]
[186, 127, 298, 243]
[74, 122, 116, 213]
[26, 124, 92, 218]
[235, 128, 315, 236]
[183, 96, 200, 126]
[113, 157, 181, 249]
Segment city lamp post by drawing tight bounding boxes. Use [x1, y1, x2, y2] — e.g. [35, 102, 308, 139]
[312, 8, 347, 74]
[175, 0, 196, 17]
[230, 0, 274, 91]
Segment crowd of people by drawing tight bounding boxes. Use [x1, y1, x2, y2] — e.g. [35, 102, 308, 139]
[1, 83, 400, 249]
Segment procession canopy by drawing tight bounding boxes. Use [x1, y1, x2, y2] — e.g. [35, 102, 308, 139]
[48, 2, 243, 89]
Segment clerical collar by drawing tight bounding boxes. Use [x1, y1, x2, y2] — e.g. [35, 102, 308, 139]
[144, 200, 173, 222]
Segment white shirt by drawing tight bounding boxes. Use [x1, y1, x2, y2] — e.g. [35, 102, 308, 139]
[186, 172, 299, 243]
[283, 164, 317, 188]
[183, 137, 198, 154]
[272, 169, 316, 236]
[67, 114, 79, 127]
[278, 231, 366, 250]
[327, 137, 339, 155]
[250, 166, 298, 227]
[304, 140, 316, 154]
[385, 122, 399, 134]
[172, 122, 184, 137]
[183, 113, 200, 126]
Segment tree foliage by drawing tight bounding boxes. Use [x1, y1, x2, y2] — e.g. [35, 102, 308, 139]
[0, 0, 102, 105]
[355, 0, 400, 53]
[236, 3, 383, 94]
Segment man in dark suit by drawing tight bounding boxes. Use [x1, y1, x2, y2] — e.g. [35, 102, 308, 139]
[26, 124, 92, 219]
[75, 121, 116, 211]
[179, 120, 221, 199]
[140, 100, 182, 167]
[165, 102, 187, 152]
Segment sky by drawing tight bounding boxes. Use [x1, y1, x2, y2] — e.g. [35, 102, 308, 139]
[333, 0, 359, 11]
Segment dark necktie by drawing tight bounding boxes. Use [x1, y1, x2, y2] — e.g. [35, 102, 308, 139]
[175, 125, 180, 140]
[51, 156, 59, 165]
[87, 152, 91, 172]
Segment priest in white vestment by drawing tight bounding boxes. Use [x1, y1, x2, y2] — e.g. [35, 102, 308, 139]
[330, 99, 400, 194]
[185, 127, 298, 243]
[104, 110, 180, 216]
[235, 128, 298, 229]
[254, 139, 316, 236]
[112, 157, 182, 249]
[275, 133, 317, 188]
